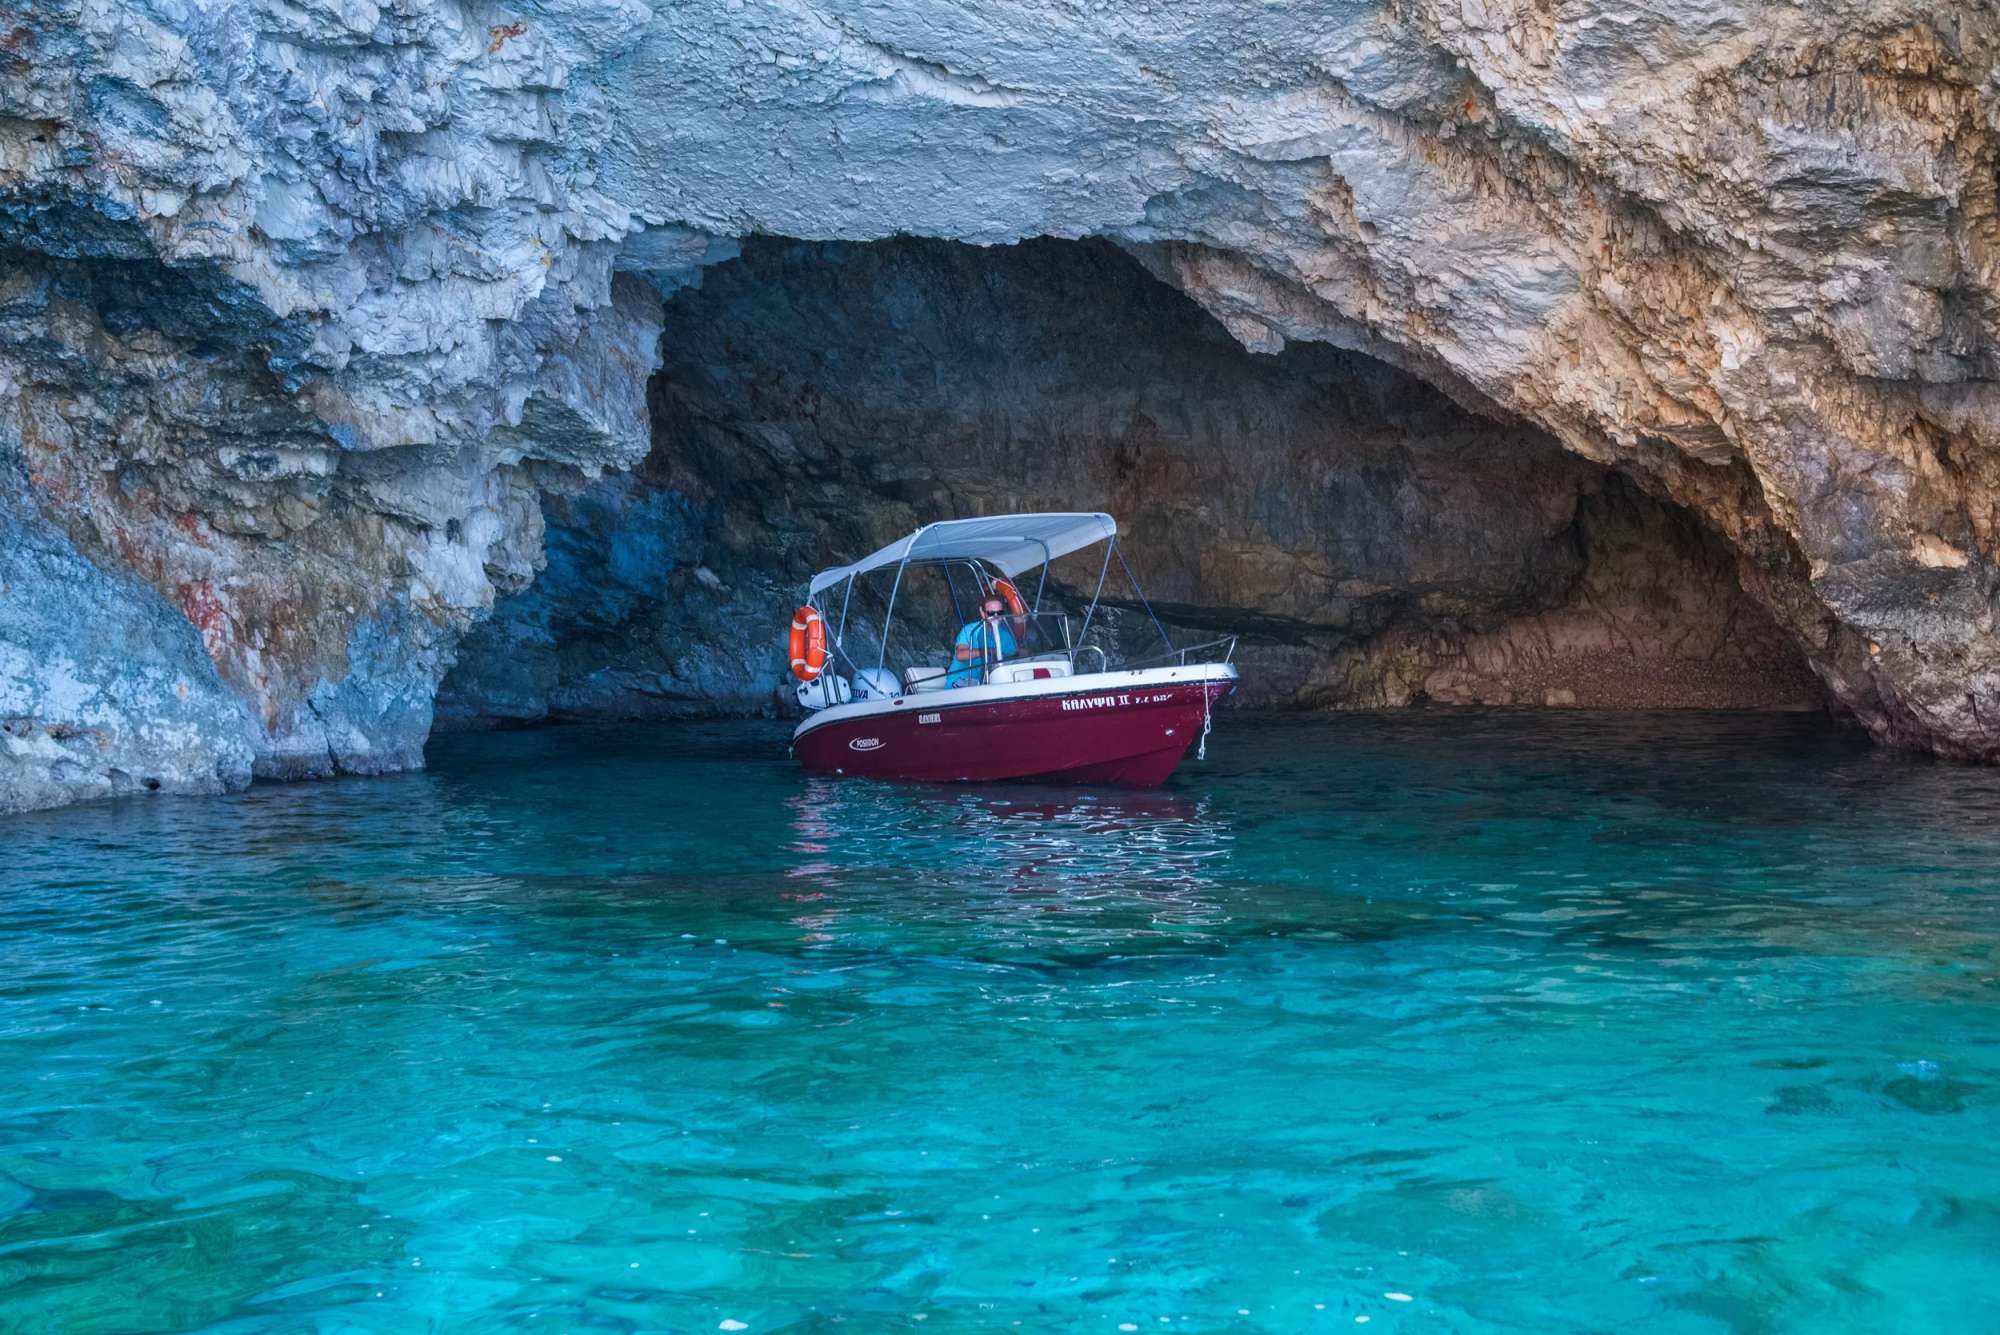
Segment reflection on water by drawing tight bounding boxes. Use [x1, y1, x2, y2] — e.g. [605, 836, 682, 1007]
[3, 711, 1999, 1332]
[784, 781, 1235, 949]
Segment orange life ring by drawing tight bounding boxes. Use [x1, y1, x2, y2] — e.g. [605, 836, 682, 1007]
[789, 605, 828, 681]
[990, 578, 1028, 617]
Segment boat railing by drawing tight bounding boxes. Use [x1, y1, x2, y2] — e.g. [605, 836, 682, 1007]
[813, 606, 1235, 699]
[1111, 634, 1239, 672]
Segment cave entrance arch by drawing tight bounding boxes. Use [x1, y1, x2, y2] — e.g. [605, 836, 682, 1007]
[437, 237, 1820, 727]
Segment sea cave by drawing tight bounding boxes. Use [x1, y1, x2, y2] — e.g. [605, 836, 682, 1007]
[5, 3, 2000, 1329]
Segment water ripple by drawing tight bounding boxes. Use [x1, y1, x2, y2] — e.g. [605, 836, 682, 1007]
[2, 712, 1998, 1331]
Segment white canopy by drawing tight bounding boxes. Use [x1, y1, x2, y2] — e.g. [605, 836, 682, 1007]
[808, 512, 1117, 597]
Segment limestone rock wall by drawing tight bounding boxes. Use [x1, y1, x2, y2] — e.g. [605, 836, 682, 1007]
[1, 459, 253, 811]
[433, 460, 777, 727]
[1, 0, 672, 792]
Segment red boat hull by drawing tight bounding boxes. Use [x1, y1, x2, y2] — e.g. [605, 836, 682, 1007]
[792, 678, 1233, 786]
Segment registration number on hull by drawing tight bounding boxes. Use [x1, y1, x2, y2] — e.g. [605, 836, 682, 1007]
[1060, 690, 1176, 712]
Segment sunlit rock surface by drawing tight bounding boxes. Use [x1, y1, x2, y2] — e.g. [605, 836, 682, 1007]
[3, 0, 1996, 808]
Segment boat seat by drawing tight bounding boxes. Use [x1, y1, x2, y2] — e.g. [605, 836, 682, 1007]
[904, 664, 950, 692]
[993, 659, 1071, 684]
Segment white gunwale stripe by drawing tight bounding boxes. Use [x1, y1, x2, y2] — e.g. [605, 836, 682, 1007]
[791, 663, 1237, 744]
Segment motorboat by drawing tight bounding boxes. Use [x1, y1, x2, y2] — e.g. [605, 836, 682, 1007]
[787, 512, 1238, 785]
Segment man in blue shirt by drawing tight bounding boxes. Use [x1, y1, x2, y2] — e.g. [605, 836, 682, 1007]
[946, 594, 1017, 687]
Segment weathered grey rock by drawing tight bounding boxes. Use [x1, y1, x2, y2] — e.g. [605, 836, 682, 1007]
[3, 0, 1997, 811]
[1, 471, 254, 811]
[0, 0, 667, 803]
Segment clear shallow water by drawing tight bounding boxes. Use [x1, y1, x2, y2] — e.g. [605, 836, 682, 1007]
[4, 712, 1999, 1334]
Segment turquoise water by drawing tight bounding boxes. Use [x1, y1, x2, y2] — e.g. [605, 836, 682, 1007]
[4, 712, 1999, 1333]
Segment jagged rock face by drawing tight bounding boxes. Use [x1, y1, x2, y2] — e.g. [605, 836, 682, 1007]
[3, 0, 1997, 811]
[0, 465, 253, 811]
[434, 459, 778, 726]
[441, 237, 1817, 722]
[1, 0, 666, 787]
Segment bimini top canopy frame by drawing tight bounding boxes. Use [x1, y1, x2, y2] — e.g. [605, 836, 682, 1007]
[807, 512, 1116, 598]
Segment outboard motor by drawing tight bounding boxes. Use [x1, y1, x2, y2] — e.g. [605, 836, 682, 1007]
[851, 668, 899, 701]
[796, 675, 852, 710]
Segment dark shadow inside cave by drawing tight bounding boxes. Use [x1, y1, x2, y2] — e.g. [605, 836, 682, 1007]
[436, 236, 1822, 728]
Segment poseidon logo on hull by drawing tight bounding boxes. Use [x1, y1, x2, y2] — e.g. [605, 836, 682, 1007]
[848, 737, 884, 752]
